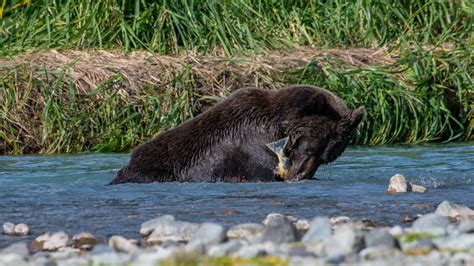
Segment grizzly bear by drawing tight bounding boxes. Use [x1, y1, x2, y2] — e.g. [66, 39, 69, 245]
[109, 85, 365, 184]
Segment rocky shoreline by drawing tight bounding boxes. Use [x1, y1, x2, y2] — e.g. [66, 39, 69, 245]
[1, 200, 473, 266]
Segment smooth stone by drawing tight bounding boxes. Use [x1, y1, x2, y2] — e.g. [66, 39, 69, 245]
[329, 216, 352, 226]
[146, 220, 199, 245]
[189, 223, 225, 248]
[0, 242, 29, 257]
[37, 231, 70, 251]
[409, 183, 427, 193]
[262, 213, 286, 226]
[412, 213, 451, 234]
[364, 229, 398, 248]
[227, 223, 264, 239]
[2, 222, 15, 235]
[324, 224, 365, 258]
[432, 234, 474, 251]
[72, 232, 99, 249]
[91, 252, 132, 265]
[458, 219, 474, 233]
[207, 240, 243, 257]
[13, 224, 29, 236]
[435, 200, 474, 219]
[140, 214, 176, 237]
[387, 174, 408, 194]
[295, 219, 310, 234]
[261, 216, 299, 244]
[302, 216, 332, 243]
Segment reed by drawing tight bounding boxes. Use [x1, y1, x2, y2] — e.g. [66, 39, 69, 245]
[0, 0, 471, 56]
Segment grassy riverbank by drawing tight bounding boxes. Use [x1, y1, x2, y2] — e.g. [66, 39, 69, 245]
[0, 1, 473, 154]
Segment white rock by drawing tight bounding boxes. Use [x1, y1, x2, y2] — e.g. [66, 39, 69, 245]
[433, 234, 474, 251]
[72, 232, 99, 249]
[262, 213, 286, 226]
[295, 219, 311, 234]
[302, 216, 332, 243]
[190, 223, 225, 247]
[208, 240, 243, 257]
[323, 224, 364, 257]
[140, 215, 175, 237]
[39, 231, 70, 251]
[2, 222, 15, 235]
[435, 200, 474, 219]
[329, 216, 352, 226]
[387, 174, 408, 194]
[13, 224, 29, 236]
[409, 183, 427, 193]
[108, 235, 138, 253]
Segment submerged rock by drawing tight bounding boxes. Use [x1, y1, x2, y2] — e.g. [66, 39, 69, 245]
[227, 223, 264, 239]
[435, 200, 474, 219]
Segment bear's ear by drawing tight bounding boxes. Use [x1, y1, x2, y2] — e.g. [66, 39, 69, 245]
[350, 107, 366, 128]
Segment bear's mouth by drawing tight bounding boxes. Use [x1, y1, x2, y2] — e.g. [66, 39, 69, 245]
[289, 156, 320, 181]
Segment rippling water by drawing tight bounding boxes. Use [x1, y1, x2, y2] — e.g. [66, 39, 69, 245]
[0, 144, 473, 248]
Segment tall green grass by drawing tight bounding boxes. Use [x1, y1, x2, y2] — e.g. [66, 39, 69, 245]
[0, 0, 472, 55]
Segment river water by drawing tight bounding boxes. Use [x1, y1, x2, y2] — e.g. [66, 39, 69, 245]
[0, 144, 473, 248]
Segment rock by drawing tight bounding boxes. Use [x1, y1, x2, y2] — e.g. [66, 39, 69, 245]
[72, 232, 99, 250]
[324, 224, 365, 258]
[55, 256, 91, 266]
[409, 183, 427, 193]
[190, 223, 225, 248]
[13, 224, 29, 236]
[0, 242, 29, 257]
[364, 229, 398, 248]
[359, 246, 403, 261]
[433, 234, 474, 251]
[36, 231, 70, 251]
[108, 235, 139, 253]
[207, 240, 243, 257]
[184, 240, 206, 255]
[302, 216, 332, 243]
[261, 216, 299, 244]
[233, 242, 276, 258]
[2, 222, 15, 235]
[402, 238, 436, 255]
[412, 213, 451, 235]
[140, 214, 176, 237]
[295, 219, 310, 234]
[146, 220, 200, 245]
[389, 225, 404, 237]
[435, 200, 474, 219]
[329, 216, 352, 226]
[227, 223, 264, 239]
[90, 244, 115, 255]
[262, 213, 286, 226]
[387, 174, 408, 194]
[133, 247, 174, 266]
[458, 219, 474, 233]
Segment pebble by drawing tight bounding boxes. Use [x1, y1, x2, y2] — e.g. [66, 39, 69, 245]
[227, 223, 264, 239]
[302, 216, 332, 243]
[387, 174, 408, 194]
[108, 235, 139, 253]
[261, 216, 299, 244]
[2, 222, 15, 235]
[435, 200, 474, 219]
